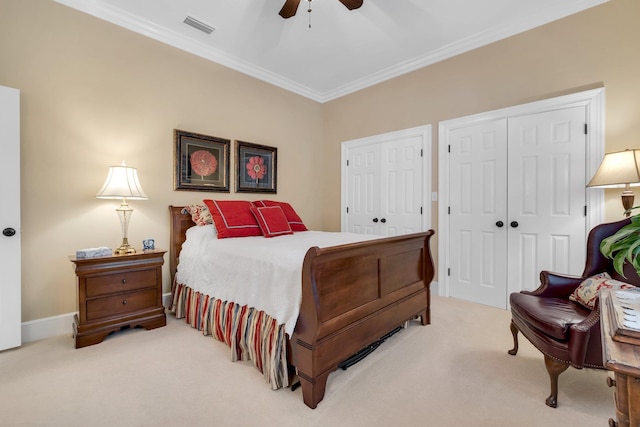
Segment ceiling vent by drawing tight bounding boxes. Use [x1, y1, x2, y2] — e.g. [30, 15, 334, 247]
[183, 16, 215, 34]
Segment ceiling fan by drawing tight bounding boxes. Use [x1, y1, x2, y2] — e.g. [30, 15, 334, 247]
[279, 0, 363, 19]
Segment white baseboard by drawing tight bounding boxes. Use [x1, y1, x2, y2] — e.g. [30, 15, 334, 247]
[162, 292, 172, 308]
[20, 293, 174, 344]
[431, 281, 440, 296]
[21, 312, 75, 344]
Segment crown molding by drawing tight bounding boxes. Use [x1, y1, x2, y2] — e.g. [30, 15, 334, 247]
[321, 0, 609, 102]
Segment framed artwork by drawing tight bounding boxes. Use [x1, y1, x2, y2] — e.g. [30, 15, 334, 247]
[174, 129, 230, 192]
[235, 140, 277, 193]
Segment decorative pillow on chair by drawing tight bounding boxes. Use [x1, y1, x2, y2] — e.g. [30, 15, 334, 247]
[250, 206, 293, 238]
[253, 200, 308, 231]
[569, 272, 635, 309]
[203, 200, 262, 238]
[182, 204, 213, 226]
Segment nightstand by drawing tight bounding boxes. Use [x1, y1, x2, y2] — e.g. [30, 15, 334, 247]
[70, 249, 167, 348]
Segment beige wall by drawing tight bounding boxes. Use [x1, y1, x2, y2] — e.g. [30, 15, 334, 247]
[0, 0, 324, 321]
[1, 0, 638, 322]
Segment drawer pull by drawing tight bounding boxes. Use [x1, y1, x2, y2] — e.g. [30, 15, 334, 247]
[607, 377, 616, 388]
[122, 299, 127, 305]
[121, 279, 127, 285]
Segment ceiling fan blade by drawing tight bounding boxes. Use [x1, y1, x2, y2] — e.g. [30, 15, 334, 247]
[338, 0, 364, 10]
[279, 0, 301, 18]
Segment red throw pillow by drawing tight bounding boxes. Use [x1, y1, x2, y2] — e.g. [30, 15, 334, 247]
[203, 199, 261, 238]
[253, 200, 308, 231]
[250, 206, 293, 238]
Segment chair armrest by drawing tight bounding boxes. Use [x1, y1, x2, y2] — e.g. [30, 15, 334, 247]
[568, 300, 601, 366]
[523, 271, 584, 298]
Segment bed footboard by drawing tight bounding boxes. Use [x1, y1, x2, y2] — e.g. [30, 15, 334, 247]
[291, 230, 435, 409]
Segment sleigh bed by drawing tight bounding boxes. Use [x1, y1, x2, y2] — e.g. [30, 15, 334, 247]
[168, 204, 435, 409]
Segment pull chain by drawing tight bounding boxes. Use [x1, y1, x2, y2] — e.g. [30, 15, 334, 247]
[308, 0, 312, 28]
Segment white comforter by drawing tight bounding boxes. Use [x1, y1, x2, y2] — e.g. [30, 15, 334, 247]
[176, 226, 379, 335]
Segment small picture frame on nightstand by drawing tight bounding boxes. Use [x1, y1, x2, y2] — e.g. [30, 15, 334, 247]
[143, 238, 155, 251]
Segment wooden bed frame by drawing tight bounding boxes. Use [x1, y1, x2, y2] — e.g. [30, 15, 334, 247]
[169, 205, 435, 409]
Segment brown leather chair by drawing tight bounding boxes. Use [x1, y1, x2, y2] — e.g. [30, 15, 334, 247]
[508, 218, 640, 407]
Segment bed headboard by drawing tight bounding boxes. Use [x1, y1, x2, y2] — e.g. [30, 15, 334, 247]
[169, 205, 195, 281]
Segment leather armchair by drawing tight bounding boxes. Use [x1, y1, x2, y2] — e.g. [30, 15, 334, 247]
[508, 218, 640, 408]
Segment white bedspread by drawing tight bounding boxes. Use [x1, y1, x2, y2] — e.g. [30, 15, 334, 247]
[176, 226, 379, 335]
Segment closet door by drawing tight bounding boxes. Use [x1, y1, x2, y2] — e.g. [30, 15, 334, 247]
[345, 143, 381, 235]
[0, 85, 21, 351]
[506, 106, 587, 294]
[449, 120, 509, 307]
[344, 129, 427, 236]
[448, 106, 587, 309]
[378, 137, 424, 236]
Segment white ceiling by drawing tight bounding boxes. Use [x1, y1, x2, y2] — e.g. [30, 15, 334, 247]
[54, 0, 609, 103]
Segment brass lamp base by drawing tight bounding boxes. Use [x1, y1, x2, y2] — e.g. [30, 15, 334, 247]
[622, 185, 634, 217]
[114, 238, 136, 255]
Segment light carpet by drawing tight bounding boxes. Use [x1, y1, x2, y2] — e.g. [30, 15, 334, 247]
[0, 296, 614, 426]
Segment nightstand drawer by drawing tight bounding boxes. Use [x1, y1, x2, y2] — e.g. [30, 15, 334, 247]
[86, 289, 157, 321]
[86, 269, 157, 297]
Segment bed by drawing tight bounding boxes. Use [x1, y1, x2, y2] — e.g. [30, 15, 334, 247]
[168, 204, 435, 409]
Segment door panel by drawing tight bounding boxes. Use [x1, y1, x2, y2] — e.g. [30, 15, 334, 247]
[449, 120, 508, 307]
[346, 145, 379, 235]
[380, 136, 423, 236]
[507, 106, 586, 294]
[0, 85, 21, 351]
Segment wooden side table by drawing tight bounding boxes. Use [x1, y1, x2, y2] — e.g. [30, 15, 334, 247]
[600, 289, 640, 427]
[70, 249, 166, 348]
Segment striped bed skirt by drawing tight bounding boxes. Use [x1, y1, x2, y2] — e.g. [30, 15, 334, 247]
[169, 282, 289, 390]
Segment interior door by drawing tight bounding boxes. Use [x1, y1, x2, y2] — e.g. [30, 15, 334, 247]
[506, 106, 587, 293]
[448, 106, 587, 308]
[379, 136, 424, 236]
[0, 85, 21, 351]
[449, 120, 509, 307]
[345, 135, 424, 236]
[345, 143, 380, 235]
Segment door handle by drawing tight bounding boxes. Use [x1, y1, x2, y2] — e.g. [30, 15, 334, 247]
[380, 218, 386, 223]
[2, 227, 16, 237]
[373, 218, 379, 223]
[496, 221, 504, 228]
[510, 221, 519, 228]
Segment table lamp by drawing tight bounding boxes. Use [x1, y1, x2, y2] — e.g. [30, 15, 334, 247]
[587, 149, 640, 217]
[96, 161, 148, 254]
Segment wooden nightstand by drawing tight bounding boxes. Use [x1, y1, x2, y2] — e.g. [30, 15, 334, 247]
[70, 249, 167, 348]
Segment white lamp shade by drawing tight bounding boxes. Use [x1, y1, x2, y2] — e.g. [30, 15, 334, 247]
[587, 149, 640, 189]
[96, 163, 148, 200]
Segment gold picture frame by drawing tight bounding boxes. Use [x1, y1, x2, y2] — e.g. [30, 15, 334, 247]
[174, 129, 230, 192]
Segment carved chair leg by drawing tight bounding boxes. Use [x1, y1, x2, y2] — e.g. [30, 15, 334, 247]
[544, 355, 569, 408]
[508, 321, 519, 356]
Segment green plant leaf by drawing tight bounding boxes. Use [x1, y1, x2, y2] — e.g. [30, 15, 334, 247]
[601, 227, 639, 257]
[600, 215, 640, 278]
[613, 251, 627, 277]
[626, 238, 640, 261]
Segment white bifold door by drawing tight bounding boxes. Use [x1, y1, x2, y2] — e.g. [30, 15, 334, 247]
[343, 126, 430, 236]
[448, 106, 587, 309]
